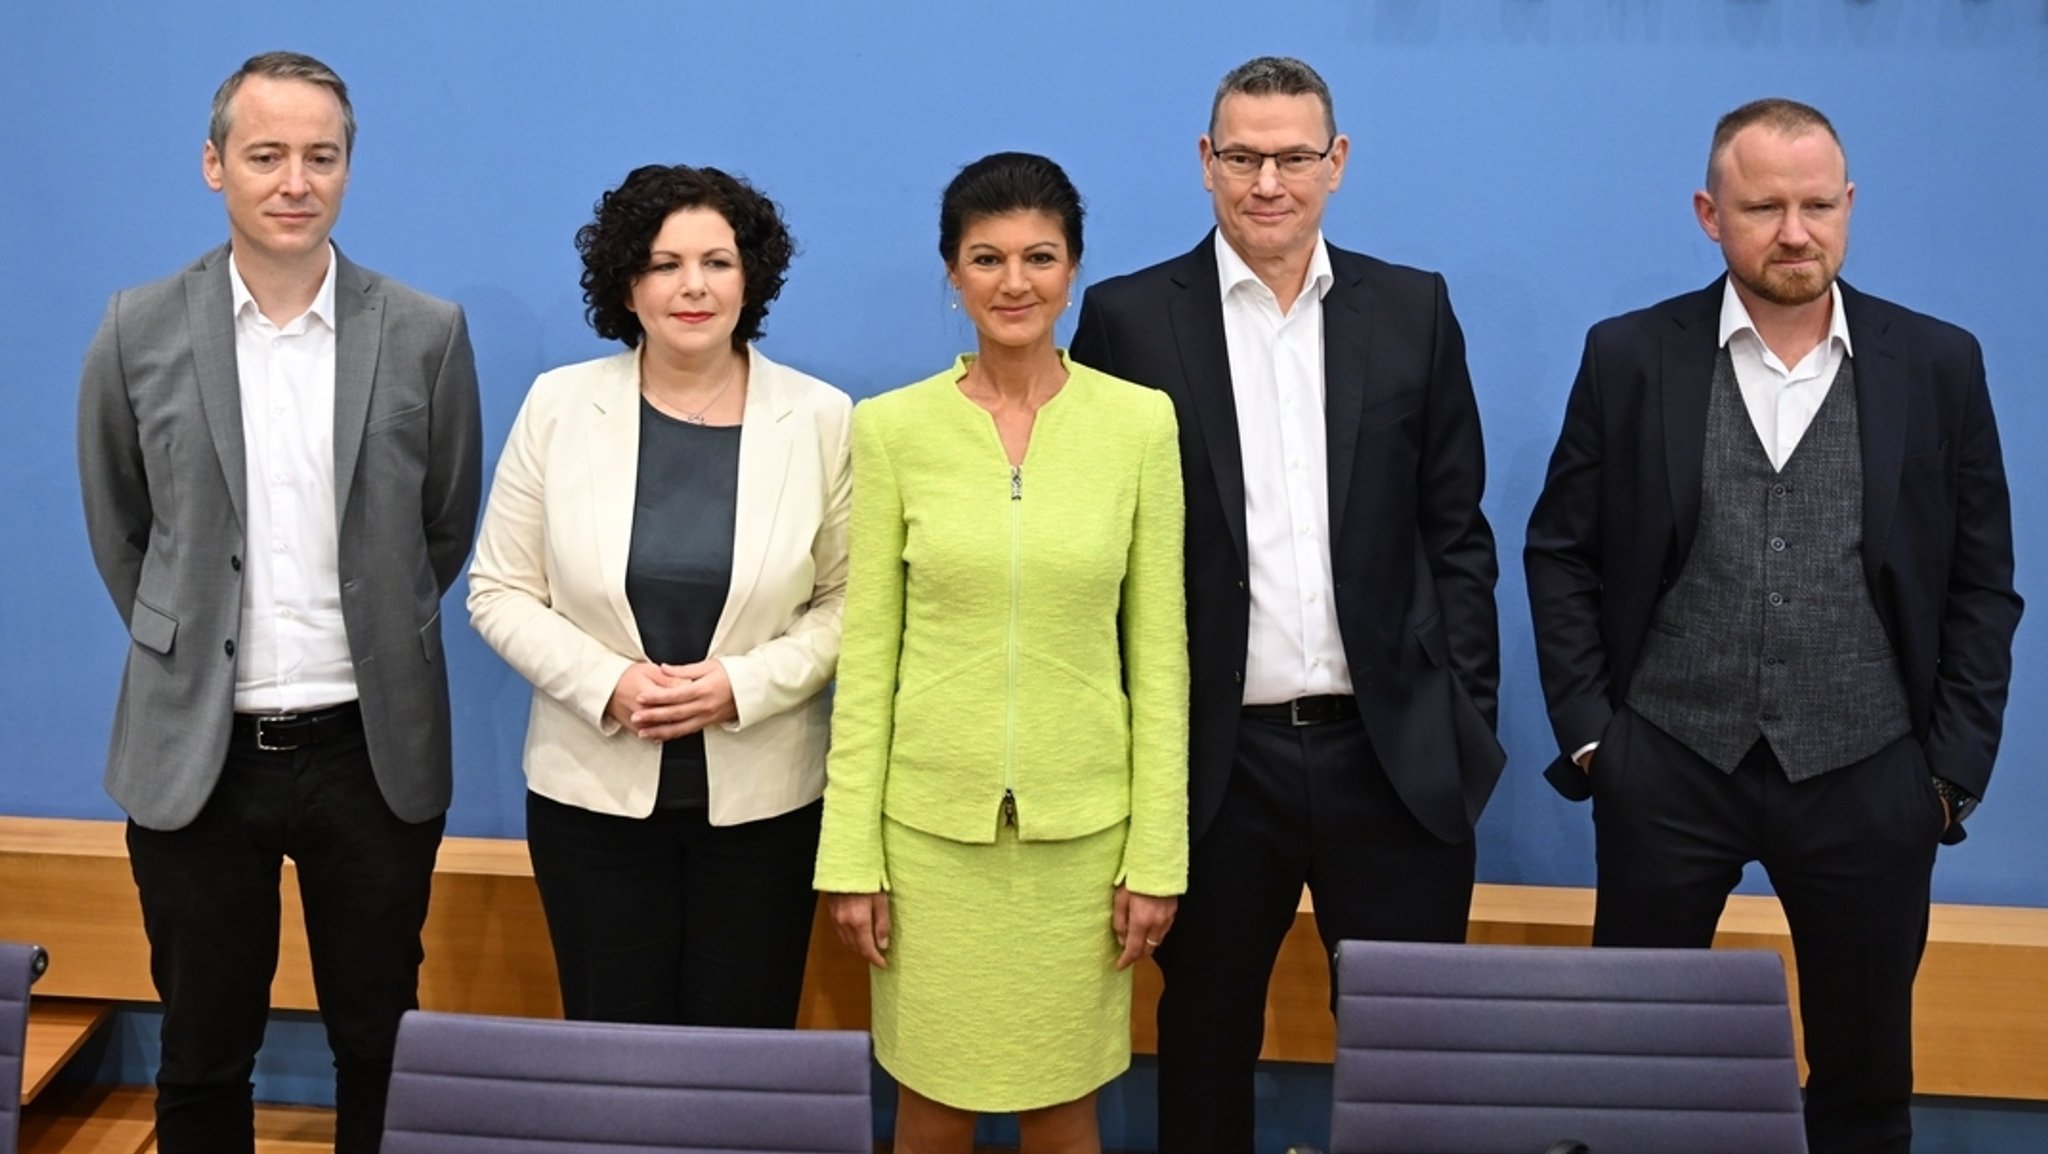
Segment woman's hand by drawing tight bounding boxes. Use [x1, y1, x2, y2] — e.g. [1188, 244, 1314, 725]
[606, 662, 677, 736]
[1113, 885, 1177, 971]
[607, 659, 738, 740]
[828, 891, 892, 969]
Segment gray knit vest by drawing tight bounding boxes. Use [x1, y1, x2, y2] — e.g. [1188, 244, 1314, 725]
[1625, 349, 1911, 780]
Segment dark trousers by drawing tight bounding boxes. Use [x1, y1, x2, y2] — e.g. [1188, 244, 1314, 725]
[1591, 706, 1944, 1154]
[126, 723, 443, 1154]
[525, 791, 821, 1027]
[1154, 714, 1475, 1154]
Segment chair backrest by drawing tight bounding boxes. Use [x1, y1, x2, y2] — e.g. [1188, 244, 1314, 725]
[380, 1011, 872, 1154]
[1331, 941, 1808, 1154]
[0, 942, 49, 1154]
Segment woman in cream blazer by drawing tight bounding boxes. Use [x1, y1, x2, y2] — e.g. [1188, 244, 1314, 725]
[469, 165, 850, 1028]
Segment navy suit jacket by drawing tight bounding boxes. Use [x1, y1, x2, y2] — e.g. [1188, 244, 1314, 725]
[1073, 234, 1504, 847]
[1525, 277, 2021, 833]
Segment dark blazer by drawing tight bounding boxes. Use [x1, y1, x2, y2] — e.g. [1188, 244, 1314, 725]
[77, 245, 484, 830]
[1072, 234, 1504, 846]
[1525, 277, 2021, 820]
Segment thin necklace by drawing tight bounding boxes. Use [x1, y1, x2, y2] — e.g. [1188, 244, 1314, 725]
[675, 370, 736, 425]
[648, 362, 740, 425]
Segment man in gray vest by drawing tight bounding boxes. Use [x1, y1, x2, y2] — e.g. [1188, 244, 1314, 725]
[1526, 98, 2020, 1154]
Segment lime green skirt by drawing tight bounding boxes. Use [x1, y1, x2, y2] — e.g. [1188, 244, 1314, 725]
[873, 815, 1131, 1112]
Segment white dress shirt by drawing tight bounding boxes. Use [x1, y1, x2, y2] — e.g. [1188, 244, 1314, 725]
[1719, 278, 1854, 471]
[229, 246, 357, 713]
[1216, 230, 1352, 705]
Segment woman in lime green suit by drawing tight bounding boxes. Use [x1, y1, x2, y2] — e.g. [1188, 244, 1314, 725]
[815, 152, 1188, 1153]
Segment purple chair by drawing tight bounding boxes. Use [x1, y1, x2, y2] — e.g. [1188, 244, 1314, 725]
[380, 1011, 872, 1154]
[1332, 941, 1808, 1154]
[0, 942, 50, 1154]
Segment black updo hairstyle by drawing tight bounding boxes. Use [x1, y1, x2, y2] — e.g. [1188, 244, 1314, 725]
[937, 151, 1085, 266]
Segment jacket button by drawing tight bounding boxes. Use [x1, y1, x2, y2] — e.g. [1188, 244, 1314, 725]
[1237, 579, 1247, 591]
[230, 555, 242, 571]
[1233, 670, 1244, 684]
[224, 639, 236, 658]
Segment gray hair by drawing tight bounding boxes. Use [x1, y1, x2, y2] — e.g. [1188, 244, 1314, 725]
[1706, 98, 1844, 191]
[1209, 56, 1337, 141]
[208, 51, 356, 158]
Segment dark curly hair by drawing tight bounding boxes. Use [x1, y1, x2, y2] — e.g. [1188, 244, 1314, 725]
[576, 164, 795, 350]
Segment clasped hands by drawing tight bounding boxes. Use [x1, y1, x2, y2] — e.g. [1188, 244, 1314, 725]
[607, 659, 736, 741]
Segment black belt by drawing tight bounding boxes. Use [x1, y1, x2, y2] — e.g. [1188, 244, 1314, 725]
[1241, 695, 1357, 727]
[230, 701, 362, 751]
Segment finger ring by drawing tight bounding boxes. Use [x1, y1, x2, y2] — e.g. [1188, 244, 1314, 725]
[1145, 938, 1161, 947]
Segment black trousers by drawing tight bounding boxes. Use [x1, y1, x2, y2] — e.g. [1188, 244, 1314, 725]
[1154, 713, 1475, 1154]
[126, 722, 443, 1154]
[1591, 706, 1944, 1154]
[525, 791, 821, 1027]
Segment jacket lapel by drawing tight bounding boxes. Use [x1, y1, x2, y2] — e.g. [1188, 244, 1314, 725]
[589, 351, 645, 648]
[186, 249, 249, 532]
[330, 251, 381, 523]
[1321, 251, 1370, 544]
[1168, 237, 1249, 575]
[709, 346, 793, 655]
[1660, 281, 1723, 563]
[1843, 283, 1905, 590]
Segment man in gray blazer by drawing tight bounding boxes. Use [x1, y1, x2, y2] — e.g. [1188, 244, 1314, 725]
[76, 51, 481, 1154]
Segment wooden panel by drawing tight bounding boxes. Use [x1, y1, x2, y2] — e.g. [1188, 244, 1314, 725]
[0, 821, 153, 1003]
[249, 1102, 338, 1154]
[22, 1001, 112, 1104]
[8, 818, 2048, 1099]
[18, 1083, 155, 1154]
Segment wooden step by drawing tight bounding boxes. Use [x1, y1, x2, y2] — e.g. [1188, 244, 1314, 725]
[251, 1102, 336, 1153]
[21, 1000, 112, 1104]
[18, 1083, 154, 1154]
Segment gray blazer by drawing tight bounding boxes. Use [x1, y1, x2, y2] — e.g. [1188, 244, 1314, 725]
[77, 245, 483, 830]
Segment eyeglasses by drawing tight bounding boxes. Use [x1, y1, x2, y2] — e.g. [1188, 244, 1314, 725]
[1209, 144, 1334, 179]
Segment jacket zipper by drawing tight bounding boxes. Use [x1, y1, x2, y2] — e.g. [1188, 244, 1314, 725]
[1004, 464, 1022, 829]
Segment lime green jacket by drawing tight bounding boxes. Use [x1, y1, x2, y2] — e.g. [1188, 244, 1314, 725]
[814, 356, 1189, 897]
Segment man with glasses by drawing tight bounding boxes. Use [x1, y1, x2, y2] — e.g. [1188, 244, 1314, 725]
[1072, 55, 1502, 1152]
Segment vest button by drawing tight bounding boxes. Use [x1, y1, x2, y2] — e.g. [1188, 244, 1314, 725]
[1770, 537, 1787, 552]
[1768, 592, 1784, 607]
[1772, 484, 1788, 497]
[223, 638, 236, 658]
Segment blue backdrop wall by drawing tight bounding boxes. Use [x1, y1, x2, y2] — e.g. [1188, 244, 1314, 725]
[5, 1, 2045, 906]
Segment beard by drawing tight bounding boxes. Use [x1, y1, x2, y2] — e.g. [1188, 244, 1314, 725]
[1734, 247, 1838, 308]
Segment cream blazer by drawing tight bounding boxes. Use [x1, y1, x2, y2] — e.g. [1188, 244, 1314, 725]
[468, 345, 852, 824]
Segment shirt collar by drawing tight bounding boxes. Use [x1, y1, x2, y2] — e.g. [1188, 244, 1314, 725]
[1717, 276, 1852, 359]
[1215, 230, 1334, 306]
[228, 243, 339, 332]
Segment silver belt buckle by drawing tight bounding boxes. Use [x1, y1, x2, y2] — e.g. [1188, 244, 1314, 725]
[1289, 698, 1308, 727]
[254, 714, 299, 751]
